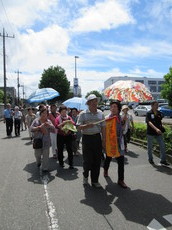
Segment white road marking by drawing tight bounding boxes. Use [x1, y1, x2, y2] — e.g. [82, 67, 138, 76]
[42, 175, 59, 230]
[147, 218, 166, 230]
[163, 214, 172, 224]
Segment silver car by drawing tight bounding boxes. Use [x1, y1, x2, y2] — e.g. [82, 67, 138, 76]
[133, 105, 151, 116]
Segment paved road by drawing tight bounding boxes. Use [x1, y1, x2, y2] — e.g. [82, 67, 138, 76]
[0, 122, 172, 230]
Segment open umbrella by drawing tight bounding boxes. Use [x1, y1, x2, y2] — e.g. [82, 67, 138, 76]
[104, 80, 153, 102]
[62, 97, 87, 110]
[27, 88, 60, 103]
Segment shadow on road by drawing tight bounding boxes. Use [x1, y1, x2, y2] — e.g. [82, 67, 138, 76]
[23, 161, 55, 184]
[56, 166, 79, 181]
[125, 150, 139, 158]
[80, 185, 113, 215]
[105, 177, 172, 228]
[152, 164, 172, 175]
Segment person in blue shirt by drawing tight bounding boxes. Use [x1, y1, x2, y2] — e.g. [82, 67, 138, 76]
[3, 103, 13, 137]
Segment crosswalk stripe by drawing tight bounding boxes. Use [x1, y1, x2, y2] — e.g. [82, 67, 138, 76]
[147, 218, 166, 230]
[163, 215, 172, 225]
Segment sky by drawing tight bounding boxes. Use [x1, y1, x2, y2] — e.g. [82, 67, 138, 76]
[0, 0, 172, 99]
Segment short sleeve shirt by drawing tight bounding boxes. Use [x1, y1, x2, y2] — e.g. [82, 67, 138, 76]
[146, 110, 163, 135]
[77, 109, 105, 135]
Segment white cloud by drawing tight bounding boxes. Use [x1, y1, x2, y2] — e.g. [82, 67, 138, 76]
[71, 0, 135, 32]
[1, 0, 57, 28]
[7, 25, 70, 72]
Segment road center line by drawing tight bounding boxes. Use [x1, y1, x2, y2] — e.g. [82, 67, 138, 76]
[42, 175, 60, 230]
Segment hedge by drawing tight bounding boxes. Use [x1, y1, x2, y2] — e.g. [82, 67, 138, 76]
[132, 122, 172, 155]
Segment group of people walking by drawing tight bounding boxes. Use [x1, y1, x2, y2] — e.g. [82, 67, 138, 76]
[3, 97, 170, 189]
[3, 103, 26, 137]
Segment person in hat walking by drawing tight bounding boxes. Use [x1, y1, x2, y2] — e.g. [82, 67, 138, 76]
[77, 94, 106, 188]
[121, 105, 134, 152]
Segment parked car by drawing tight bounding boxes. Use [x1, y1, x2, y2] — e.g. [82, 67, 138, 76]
[133, 105, 151, 116]
[159, 105, 172, 118]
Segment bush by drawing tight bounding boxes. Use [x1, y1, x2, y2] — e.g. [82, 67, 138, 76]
[132, 122, 172, 155]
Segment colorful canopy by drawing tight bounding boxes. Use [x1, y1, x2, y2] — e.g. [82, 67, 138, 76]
[104, 80, 153, 102]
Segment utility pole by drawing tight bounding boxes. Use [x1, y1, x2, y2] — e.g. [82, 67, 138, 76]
[0, 28, 14, 108]
[20, 84, 25, 106]
[15, 70, 22, 106]
[74, 56, 79, 96]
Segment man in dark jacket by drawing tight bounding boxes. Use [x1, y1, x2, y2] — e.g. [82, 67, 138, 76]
[146, 100, 169, 166]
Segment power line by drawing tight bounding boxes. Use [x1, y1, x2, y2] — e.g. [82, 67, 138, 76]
[0, 28, 15, 107]
[0, 0, 15, 35]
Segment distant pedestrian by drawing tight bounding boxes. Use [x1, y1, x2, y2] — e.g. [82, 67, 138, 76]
[104, 101, 127, 188]
[3, 103, 13, 137]
[121, 105, 134, 152]
[36, 104, 46, 118]
[25, 107, 36, 141]
[146, 100, 169, 166]
[77, 94, 106, 188]
[55, 105, 75, 169]
[14, 106, 22, 136]
[20, 108, 27, 131]
[48, 104, 59, 159]
[30, 108, 55, 172]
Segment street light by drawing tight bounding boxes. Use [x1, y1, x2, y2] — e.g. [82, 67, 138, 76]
[74, 56, 79, 96]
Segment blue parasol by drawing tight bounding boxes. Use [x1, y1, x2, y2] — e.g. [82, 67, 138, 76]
[27, 88, 60, 103]
[62, 97, 87, 110]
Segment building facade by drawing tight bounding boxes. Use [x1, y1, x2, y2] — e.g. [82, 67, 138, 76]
[104, 76, 165, 100]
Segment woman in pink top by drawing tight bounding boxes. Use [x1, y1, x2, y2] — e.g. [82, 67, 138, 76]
[55, 105, 75, 169]
[48, 104, 59, 159]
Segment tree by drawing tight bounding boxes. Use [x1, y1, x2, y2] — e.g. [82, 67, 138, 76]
[161, 67, 172, 106]
[39, 65, 70, 102]
[0, 90, 4, 103]
[85, 90, 103, 103]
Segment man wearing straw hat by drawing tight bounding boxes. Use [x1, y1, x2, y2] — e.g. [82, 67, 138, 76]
[77, 94, 106, 188]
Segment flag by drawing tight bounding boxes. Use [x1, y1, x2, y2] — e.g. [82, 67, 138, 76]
[105, 117, 120, 158]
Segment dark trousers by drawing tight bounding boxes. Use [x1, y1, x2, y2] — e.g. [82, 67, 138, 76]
[5, 118, 13, 136]
[14, 119, 21, 136]
[124, 129, 131, 150]
[82, 133, 102, 183]
[104, 155, 124, 181]
[57, 134, 73, 166]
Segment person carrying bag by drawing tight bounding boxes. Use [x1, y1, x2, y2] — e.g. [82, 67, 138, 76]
[30, 108, 55, 172]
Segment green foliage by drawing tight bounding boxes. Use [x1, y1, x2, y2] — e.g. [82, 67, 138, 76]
[85, 90, 102, 102]
[161, 67, 172, 106]
[39, 65, 70, 101]
[132, 122, 172, 155]
[132, 122, 147, 140]
[0, 90, 4, 103]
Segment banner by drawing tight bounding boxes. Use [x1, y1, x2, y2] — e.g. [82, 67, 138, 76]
[106, 116, 120, 158]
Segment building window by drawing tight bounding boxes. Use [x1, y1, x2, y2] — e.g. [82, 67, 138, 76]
[150, 86, 157, 92]
[158, 86, 162, 92]
[148, 81, 156, 85]
[135, 80, 144, 83]
[158, 81, 164, 85]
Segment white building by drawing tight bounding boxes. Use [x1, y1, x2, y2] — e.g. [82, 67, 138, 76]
[104, 76, 165, 100]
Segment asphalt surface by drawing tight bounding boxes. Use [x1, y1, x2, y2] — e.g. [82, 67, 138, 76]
[0, 121, 172, 230]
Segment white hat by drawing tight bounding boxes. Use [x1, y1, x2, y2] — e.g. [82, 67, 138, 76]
[86, 94, 97, 104]
[122, 105, 129, 111]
